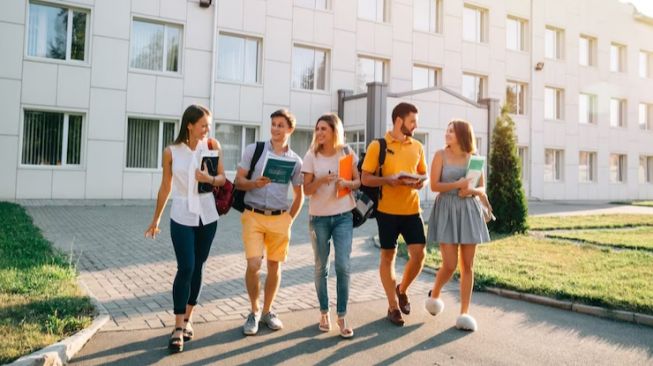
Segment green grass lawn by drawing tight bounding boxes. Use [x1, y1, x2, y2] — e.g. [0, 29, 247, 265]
[546, 227, 653, 251]
[0, 202, 94, 364]
[401, 235, 653, 315]
[528, 214, 653, 231]
[612, 201, 653, 207]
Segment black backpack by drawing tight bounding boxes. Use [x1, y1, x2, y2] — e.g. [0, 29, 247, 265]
[356, 138, 387, 220]
[232, 141, 265, 212]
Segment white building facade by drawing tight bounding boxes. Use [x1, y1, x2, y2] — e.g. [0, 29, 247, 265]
[1, 0, 652, 200]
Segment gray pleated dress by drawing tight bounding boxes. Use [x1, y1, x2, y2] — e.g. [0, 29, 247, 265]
[427, 153, 491, 245]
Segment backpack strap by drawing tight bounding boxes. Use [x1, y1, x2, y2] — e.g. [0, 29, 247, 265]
[377, 138, 387, 200]
[246, 141, 265, 180]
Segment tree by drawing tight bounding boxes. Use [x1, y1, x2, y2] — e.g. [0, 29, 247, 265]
[487, 104, 528, 234]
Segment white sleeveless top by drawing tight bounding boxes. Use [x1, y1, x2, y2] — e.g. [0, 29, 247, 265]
[169, 139, 219, 227]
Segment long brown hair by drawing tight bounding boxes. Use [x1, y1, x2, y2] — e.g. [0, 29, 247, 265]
[310, 113, 345, 154]
[174, 104, 211, 144]
[447, 119, 477, 154]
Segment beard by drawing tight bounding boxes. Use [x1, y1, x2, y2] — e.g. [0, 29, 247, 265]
[400, 121, 414, 137]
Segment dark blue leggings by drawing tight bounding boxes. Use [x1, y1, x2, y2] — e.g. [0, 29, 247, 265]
[170, 219, 217, 315]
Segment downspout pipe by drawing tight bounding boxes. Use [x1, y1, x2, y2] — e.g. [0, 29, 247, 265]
[209, 2, 219, 114]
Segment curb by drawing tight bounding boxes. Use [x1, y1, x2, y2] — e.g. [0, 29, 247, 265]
[371, 236, 653, 329]
[10, 284, 110, 366]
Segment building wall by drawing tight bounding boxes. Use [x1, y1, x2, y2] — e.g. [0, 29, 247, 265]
[1, 0, 652, 200]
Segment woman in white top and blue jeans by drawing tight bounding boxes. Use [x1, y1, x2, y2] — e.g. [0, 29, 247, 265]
[145, 104, 226, 353]
[302, 113, 360, 338]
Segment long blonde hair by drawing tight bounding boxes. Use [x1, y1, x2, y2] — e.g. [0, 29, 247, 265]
[310, 113, 345, 154]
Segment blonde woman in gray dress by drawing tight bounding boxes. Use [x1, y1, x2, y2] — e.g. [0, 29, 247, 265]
[424, 120, 490, 331]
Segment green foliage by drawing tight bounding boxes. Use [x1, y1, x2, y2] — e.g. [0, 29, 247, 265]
[528, 214, 653, 231]
[487, 105, 528, 233]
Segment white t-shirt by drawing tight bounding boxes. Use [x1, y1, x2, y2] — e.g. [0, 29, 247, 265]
[302, 147, 358, 216]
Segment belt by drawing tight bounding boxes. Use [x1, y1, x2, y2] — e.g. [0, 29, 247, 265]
[244, 204, 286, 216]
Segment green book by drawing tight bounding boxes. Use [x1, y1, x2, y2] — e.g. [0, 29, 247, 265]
[262, 154, 296, 184]
[465, 155, 486, 187]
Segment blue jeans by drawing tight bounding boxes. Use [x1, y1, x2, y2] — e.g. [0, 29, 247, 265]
[170, 219, 217, 315]
[309, 211, 353, 317]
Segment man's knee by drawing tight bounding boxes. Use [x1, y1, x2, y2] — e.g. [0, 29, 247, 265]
[246, 258, 262, 275]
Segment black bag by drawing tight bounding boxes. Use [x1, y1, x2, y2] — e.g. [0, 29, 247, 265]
[232, 141, 265, 212]
[358, 138, 387, 219]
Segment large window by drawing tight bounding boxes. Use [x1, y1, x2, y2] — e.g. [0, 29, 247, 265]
[289, 129, 313, 158]
[579, 151, 597, 183]
[292, 45, 328, 91]
[640, 51, 652, 78]
[518, 146, 528, 182]
[130, 19, 181, 72]
[217, 33, 261, 83]
[579, 93, 597, 124]
[215, 124, 257, 171]
[506, 17, 527, 51]
[506, 81, 527, 115]
[610, 98, 627, 128]
[27, 2, 88, 61]
[463, 5, 487, 43]
[462, 73, 486, 102]
[22, 110, 83, 166]
[126, 118, 176, 169]
[640, 156, 653, 184]
[640, 103, 653, 130]
[412, 65, 439, 90]
[610, 43, 627, 73]
[545, 26, 564, 60]
[545, 87, 564, 120]
[610, 154, 627, 183]
[345, 130, 366, 157]
[295, 0, 329, 10]
[544, 149, 564, 182]
[579, 35, 596, 66]
[356, 56, 387, 93]
[358, 0, 387, 22]
[414, 0, 441, 33]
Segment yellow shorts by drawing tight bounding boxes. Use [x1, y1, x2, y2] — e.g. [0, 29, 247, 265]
[241, 209, 292, 262]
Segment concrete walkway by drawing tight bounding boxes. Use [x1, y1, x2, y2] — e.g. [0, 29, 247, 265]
[22, 200, 653, 365]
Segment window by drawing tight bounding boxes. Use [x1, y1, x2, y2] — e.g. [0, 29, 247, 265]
[578, 151, 597, 183]
[414, 0, 441, 33]
[640, 156, 653, 184]
[545, 26, 564, 60]
[412, 65, 439, 90]
[217, 34, 261, 83]
[640, 103, 653, 130]
[292, 45, 328, 91]
[215, 124, 257, 171]
[610, 98, 627, 128]
[544, 87, 564, 120]
[506, 81, 527, 115]
[475, 137, 482, 155]
[610, 43, 626, 72]
[463, 5, 487, 43]
[21, 110, 83, 166]
[544, 149, 563, 182]
[345, 130, 366, 157]
[610, 154, 627, 183]
[126, 118, 176, 169]
[640, 51, 652, 78]
[506, 17, 526, 51]
[358, 0, 386, 22]
[295, 0, 328, 10]
[289, 129, 313, 158]
[579, 35, 596, 66]
[579, 93, 597, 124]
[130, 19, 181, 72]
[518, 146, 528, 182]
[356, 56, 387, 93]
[27, 2, 88, 61]
[462, 73, 486, 102]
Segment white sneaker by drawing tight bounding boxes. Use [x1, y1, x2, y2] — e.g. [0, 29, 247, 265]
[243, 312, 261, 335]
[455, 314, 478, 331]
[261, 311, 283, 330]
[424, 296, 445, 316]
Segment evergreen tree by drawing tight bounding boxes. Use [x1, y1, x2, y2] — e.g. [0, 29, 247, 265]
[487, 105, 528, 234]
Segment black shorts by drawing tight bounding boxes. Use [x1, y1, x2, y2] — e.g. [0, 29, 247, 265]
[376, 211, 426, 249]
